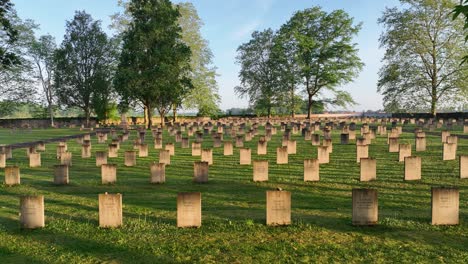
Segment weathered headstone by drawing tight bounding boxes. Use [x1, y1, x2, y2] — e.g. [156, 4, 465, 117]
[99, 193, 123, 228]
[399, 144, 411, 162]
[101, 164, 117, 184]
[60, 152, 72, 166]
[239, 148, 251, 165]
[181, 137, 189, 148]
[276, 146, 288, 164]
[159, 149, 171, 165]
[165, 143, 175, 156]
[4, 166, 20, 186]
[431, 187, 459, 225]
[223, 141, 233, 156]
[318, 146, 330, 164]
[460, 155, 468, 179]
[388, 138, 399, 153]
[154, 138, 163, 149]
[287, 140, 297, 154]
[356, 145, 368, 163]
[29, 152, 41, 168]
[441, 130, 450, 143]
[304, 158, 319, 182]
[311, 134, 321, 146]
[96, 151, 107, 167]
[138, 144, 149, 158]
[340, 133, 349, 144]
[124, 151, 136, 166]
[191, 142, 201, 156]
[266, 190, 291, 226]
[235, 135, 244, 148]
[82, 143, 91, 158]
[322, 139, 333, 153]
[36, 141, 46, 152]
[415, 137, 426, 152]
[253, 160, 268, 182]
[56, 145, 66, 159]
[177, 192, 201, 228]
[257, 140, 267, 155]
[404, 156, 421, 180]
[20, 195, 45, 229]
[443, 143, 456, 161]
[150, 162, 165, 184]
[201, 149, 213, 165]
[360, 158, 376, 181]
[54, 164, 69, 185]
[352, 189, 378, 226]
[0, 153, 5, 168]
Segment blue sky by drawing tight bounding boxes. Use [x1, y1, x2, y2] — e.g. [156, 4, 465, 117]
[13, 0, 401, 111]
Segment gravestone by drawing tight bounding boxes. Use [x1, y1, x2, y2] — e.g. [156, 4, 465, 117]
[56, 145, 66, 159]
[124, 151, 136, 166]
[464, 125, 468, 133]
[154, 138, 163, 149]
[312, 134, 320, 146]
[257, 140, 267, 155]
[159, 149, 171, 165]
[101, 164, 117, 184]
[235, 136, 244, 148]
[201, 149, 213, 165]
[29, 153, 41, 168]
[150, 162, 165, 184]
[318, 146, 330, 164]
[415, 137, 426, 152]
[441, 130, 450, 142]
[138, 144, 149, 157]
[96, 151, 107, 167]
[340, 133, 349, 144]
[352, 189, 378, 226]
[399, 144, 411, 162]
[82, 143, 91, 158]
[0, 145, 12, 159]
[266, 190, 291, 226]
[60, 152, 72, 166]
[287, 140, 297, 154]
[404, 156, 421, 180]
[54, 164, 69, 185]
[349, 130, 356, 140]
[4, 166, 20, 186]
[388, 138, 399, 153]
[20, 195, 45, 229]
[177, 192, 201, 228]
[276, 146, 288, 164]
[192, 142, 202, 156]
[36, 141, 45, 152]
[0, 153, 5, 168]
[108, 144, 118, 158]
[460, 155, 468, 179]
[239, 148, 251, 165]
[253, 160, 268, 182]
[165, 143, 175, 156]
[223, 141, 233, 156]
[213, 136, 222, 148]
[323, 139, 333, 153]
[99, 193, 122, 228]
[356, 145, 368, 163]
[443, 143, 456, 161]
[304, 158, 319, 182]
[360, 158, 376, 181]
[181, 137, 189, 148]
[431, 187, 459, 225]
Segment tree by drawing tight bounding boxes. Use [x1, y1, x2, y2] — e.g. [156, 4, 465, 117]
[114, 0, 192, 129]
[28, 34, 56, 126]
[54, 11, 114, 126]
[452, 0, 468, 64]
[0, 0, 20, 69]
[235, 29, 282, 118]
[378, 0, 468, 116]
[281, 7, 363, 119]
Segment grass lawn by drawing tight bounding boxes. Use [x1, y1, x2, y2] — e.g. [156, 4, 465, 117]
[0, 123, 467, 263]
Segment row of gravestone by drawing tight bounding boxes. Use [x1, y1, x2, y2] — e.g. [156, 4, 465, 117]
[17, 187, 460, 229]
[4, 154, 467, 186]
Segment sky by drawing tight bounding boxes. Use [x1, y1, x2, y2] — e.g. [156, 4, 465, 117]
[12, 0, 402, 112]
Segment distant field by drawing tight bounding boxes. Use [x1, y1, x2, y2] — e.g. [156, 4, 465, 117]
[0, 123, 467, 263]
[0, 128, 88, 145]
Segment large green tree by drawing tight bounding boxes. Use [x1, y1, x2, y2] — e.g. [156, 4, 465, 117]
[235, 29, 282, 118]
[0, 0, 20, 69]
[114, 0, 192, 129]
[378, 0, 468, 115]
[452, 0, 468, 64]
[281, 7, 363, 119]
[54, 11, 114, 126]
[28, 34, 56, 126]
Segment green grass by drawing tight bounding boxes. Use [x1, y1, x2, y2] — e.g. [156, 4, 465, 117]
[0, 123, 467, 263]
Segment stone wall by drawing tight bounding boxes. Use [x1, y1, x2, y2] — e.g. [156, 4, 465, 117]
[0, 117, 98, 129]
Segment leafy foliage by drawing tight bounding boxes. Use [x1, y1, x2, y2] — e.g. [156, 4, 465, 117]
[452, 0, 468, 64]
[0, 0, 20, 69]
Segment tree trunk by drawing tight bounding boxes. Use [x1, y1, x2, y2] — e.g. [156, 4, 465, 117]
[143, 106, 148, 128]
[290, 86, 295, 118]
[307, 95, 312, 120]
[147, 107, 153, 130]
[84, 107, 90, 128]
[48, 104, 54, 127]
[430, 96, 437, 117]
[172, 103, 177, 123]
[267, 107, 271, 119]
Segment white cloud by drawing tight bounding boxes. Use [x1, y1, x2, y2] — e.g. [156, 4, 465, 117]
[231, 20, 261, 40]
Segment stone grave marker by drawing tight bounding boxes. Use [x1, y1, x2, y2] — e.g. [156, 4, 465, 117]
[82, 143, 91, 158]
[0, 153, 5, 168]
[388, 138, 399, 153]
[304, 158, 319, 182]
[460, 155, 468, 179]
[0, 145, 12, 159]
[181, 137, 189, 148]
[323, 139, 333, 153]
[60, 152, 72, 166]
[276, 146, 288, 164]
[201, 149, 213, 165]
[415, 137, 426, 152]
[159, 149, 171, 165]
[99, 193, 123, 228]
[96, 151, 107, 167]
[431, 187, 459, 225]
[165, 143, 175, 156]
[4, 166, 20, 186]
[441, 130, 450, 142]
[139, 144, 149, 158]
[360, 158, 376, 181]
[349, 130, 356, 140]
[399, 144, 411, 162]
[266, 190, 291, 226]
[235, 136, 244, 148]
[253, 160, 268, 182]
[124, 151, 136, 166]
[20, 195, 45, 229]
[341, 133, 349, 144]
[356, 145, 368, 163]
[29, 152, 41, 168]
[101, 164, 117, 184]
[36, 141, 46, 152]
[318, 146, 330, 164]
[404, 156, 421, 180]
[54, 164, 69, 185]
[192, 142, 202, 156]
[239, 148, 251, 165]
[257, 140, 267, 155]
[108, 144, 118, 158]
[312, 134, 320, 146]
[177, 192, 201, 228]
[154, 138, 163, 149]
[56, 145, 66, 159]
[443, 143, 456, 161]
[352, 189, 378, 226]
[224, 141, 233, 156]
[150, 162, 165, 184]
[287, 140, 297, 154]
